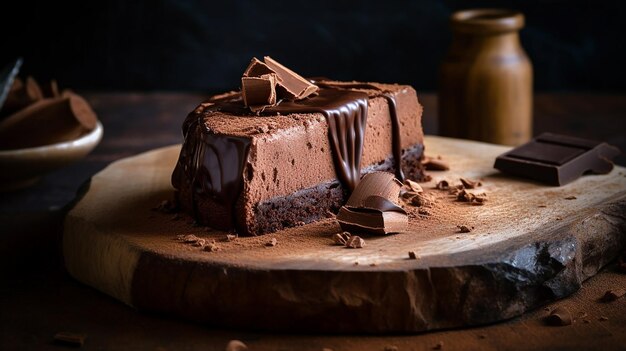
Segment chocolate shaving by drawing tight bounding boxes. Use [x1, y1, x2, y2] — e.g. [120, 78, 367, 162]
[602, 289, 625, 302]
[404, 179, 423, 193]
[545, 307, 572, 326]
[422, 156, 450, 171]
[346, 235, 365, 248]
[337, 172, 408, 235]
[435, 180, 450, 190]
[460, 177, 481, 189]
[333, 232, 351, 245]
[457, 225, 473, 233]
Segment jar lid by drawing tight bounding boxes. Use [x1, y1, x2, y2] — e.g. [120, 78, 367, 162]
[451, 9, 524, 33]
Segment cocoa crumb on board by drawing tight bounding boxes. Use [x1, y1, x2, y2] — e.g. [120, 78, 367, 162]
[418, 208, 430, 216]
[460, 177, 481, 189]
[545, 307, 572, 326]
[408, 251, 418, 259]
[346, 235, 365, 248]
[410, 193, 435, 207]
[602, 289, 625, 302]
[333, 232, 351, 245]
[564, 196, 577, 200]
[203, 241, 220, 252]
[457, 225, 473, 233]
[456, 189, 487, 205]
[266, 238, 278, 247]
[404, 179, 423, 193]
[152, 199, 177, 213]
[433, 341, 444, 350]
[435, 180, 449, 190]
[422, 156, 450, 171]
[54, 332, 87, 347]
[225, 339, 248, 351]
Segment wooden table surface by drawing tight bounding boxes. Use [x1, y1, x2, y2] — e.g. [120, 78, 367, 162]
[1, 92, 625, 350]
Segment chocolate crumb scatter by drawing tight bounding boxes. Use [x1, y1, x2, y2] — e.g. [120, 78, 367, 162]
[602, 289, 625, 302]
[418, 208, 430, 216]
[404, 179, 423, 193]
[54, 332, 86, 347]
[204, 241, 220, 252]
[422, 156, 450, 171]
[546, 307, 572, 326]
[333, 232, 351, 245]
[346, 235, 365, 248]
[538, 205, 547, 208]
[460, 177, 481, 189]
[457, 225, 473, 233]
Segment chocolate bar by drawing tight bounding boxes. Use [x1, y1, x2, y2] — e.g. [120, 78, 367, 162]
[494, 133, 620, 186]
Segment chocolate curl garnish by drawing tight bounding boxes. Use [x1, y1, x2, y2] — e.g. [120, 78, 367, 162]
[240, 56, 318, 113]
[336, 172, 408, 235]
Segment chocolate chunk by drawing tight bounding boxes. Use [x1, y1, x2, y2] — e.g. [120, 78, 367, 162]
[494, 133, 621, 186]
[602, 289, 625, 302]
[243, 57, 276, 78]
[408, 251, 418, 259]
[241, 74, 278, 111]
[546, 307, 572, 326]
[337, 172, 408, 235]
[457, 225, 473, 233]
[263, 56, 318, 100]
[435, 180, 450, 190]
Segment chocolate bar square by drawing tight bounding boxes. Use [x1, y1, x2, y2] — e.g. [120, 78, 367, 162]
[494, 133, 620, 186]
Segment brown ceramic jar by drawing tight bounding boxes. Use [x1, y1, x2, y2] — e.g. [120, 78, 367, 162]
[439, 9, 533, 146]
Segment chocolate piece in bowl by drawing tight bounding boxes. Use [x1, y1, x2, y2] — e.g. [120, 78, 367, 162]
[172, 57, 425, 236]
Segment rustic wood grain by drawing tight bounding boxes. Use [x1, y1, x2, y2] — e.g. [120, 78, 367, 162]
[63, 136, 626, 332]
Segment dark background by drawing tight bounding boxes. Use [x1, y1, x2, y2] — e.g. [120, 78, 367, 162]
[2, 0, 626, 92]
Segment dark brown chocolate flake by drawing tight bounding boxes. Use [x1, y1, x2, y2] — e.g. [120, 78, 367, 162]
[460, 177, 481, 189]
[404, 179, 423, 193]
[422, 156, 450, 171]
[435, 180, 450, 190]
[564, 196, 577, 200]
[54, 332, 86, 347]
[457, 225, 473, 233]
[546, 307, 572, 326]
[408, 251, 418, 259]
[602, 289, 625, 302]
[346, 235, 365, 248]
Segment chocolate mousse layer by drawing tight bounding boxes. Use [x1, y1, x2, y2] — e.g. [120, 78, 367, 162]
[172, 81, 425, 235]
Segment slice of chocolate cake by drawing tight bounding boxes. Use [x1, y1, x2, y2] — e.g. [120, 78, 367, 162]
[172, 58, 426, 236]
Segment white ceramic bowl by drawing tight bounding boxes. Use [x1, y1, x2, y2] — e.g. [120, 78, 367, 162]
[0, 121, 103, 191]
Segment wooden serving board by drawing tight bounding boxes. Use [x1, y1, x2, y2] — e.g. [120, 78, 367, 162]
[63, 136, 626, 333]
